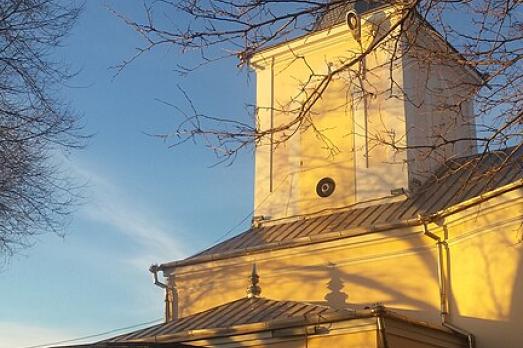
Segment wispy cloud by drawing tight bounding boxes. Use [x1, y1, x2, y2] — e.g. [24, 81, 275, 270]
[0, 161, 178, 348]
[71, 161, 187, 268]
[0, 320, 163, 348]
[0, 321, 83, 348]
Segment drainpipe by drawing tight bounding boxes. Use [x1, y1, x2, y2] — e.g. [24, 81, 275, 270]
[419, 216, 475, 348]
[150, 264, 177, 322]
[372, 304, 389, 348]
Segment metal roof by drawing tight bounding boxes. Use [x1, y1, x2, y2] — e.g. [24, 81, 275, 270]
[103, 298, 348, 344]
[180, 147, 522, 264]
[71, 299, 466, 346]
[314, 1, 386, 31]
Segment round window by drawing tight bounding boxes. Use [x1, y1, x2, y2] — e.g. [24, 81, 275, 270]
[316, 177, 336, 198]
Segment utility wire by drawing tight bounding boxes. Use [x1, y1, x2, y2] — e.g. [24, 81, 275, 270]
[210, 210, 253, 245]
[210, 171, 292, 245]
[20, 318, 163, 348]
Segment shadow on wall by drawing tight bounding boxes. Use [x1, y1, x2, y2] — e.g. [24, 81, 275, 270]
[305, 263, 350, 309]
[324, 264, 350, 309]
[261, 249, 439, 316]
[446, 223, 523, 347]
[178, 165, 523, 346]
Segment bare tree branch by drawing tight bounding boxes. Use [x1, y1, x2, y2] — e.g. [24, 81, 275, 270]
[116, 0, 521, 174]
[0, 0, 86, 257]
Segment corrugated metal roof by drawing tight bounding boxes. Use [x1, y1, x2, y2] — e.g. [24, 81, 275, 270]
[103, 298, 347, 344]
[74, 300, 466, 346]
[185, 147, 522, 261]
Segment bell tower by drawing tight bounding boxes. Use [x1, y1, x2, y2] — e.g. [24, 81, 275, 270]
[250, 1, 480, 222]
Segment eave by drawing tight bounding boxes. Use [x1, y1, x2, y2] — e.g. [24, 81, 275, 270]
[99, 302, 465, 345]
[158, 178, 523, 271]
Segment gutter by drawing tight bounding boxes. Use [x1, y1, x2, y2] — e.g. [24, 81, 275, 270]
[425, 178, 523, 221]
[150, 264, 177, 322]
[159, 178, 523, 270]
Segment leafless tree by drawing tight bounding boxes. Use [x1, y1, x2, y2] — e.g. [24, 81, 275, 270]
[116, 0, 521, 170]
[0, 0, 84, 256]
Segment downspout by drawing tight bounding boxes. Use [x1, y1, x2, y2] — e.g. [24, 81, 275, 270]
[372, 304, 389, 348]
[150, 264, 177, 322]
[419, 216, 475, 348]
[269, 56, 275, 193]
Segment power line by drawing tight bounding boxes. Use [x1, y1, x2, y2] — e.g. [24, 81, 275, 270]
[20, 318, 163, 348]
[211, 210, 253, 245]
[210, 172, 292, 245]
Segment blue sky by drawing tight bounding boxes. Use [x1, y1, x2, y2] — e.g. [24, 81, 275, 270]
[0, 2, 254, 347]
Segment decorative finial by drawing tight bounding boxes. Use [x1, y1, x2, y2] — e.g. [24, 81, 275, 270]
[247, 264, 261, 298]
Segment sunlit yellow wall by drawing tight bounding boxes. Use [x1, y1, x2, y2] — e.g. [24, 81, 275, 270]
[188, 332, 305, 348]
[307, 328, 376, 348]
[172, 227, 441, 322]
[187, 321, 378, 348]
[168, 186, 523, 348]
[251, 6, 411, 220]
[402, 24, 479, 186]
[186, 318, 466, 347]
[251, 4, 480, 220]
[436, 188, 523, 347]
[352, 8, 410, 203]
[253, 28, 358, 221]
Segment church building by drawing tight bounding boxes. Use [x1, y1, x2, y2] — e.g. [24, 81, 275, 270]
[61, 1, 523, 348]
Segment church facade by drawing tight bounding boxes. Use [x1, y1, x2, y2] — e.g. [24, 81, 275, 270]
[62, 2, 523, 348]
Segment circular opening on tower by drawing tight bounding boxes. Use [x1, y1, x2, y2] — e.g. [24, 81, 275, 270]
[347, 13, 358, 30]
[316, 177, 336, 198]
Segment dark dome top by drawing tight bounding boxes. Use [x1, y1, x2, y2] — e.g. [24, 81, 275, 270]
[314, 0, 386, 31]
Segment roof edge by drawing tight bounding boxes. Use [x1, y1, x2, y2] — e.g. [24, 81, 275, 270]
[249, 2, 392, 64]
[117, 307, 461, 344]
[159, 220, 418, 270]
[159, 178, 523, 271]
